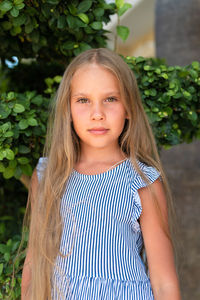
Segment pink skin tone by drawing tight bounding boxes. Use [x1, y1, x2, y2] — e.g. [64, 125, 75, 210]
[70, 63, 128, 164]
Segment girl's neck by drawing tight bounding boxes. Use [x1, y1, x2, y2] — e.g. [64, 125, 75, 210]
[79, 145, 126, 164]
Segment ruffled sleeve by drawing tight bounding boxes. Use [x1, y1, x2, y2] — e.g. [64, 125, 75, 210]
[129, 161, 161, 232]
[36, 157, 48, 181]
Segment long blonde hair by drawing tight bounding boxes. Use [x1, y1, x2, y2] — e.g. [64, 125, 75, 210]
[24, 48, 177, 299]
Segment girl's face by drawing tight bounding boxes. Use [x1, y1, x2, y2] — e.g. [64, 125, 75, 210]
[70, 63, 128, 153]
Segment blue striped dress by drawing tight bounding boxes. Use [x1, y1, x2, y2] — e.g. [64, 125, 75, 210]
[36, 157, 160, 299]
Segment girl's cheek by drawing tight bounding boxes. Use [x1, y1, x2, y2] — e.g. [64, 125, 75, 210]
[73, 105, 88, 116]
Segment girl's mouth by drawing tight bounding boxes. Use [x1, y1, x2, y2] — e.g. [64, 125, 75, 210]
[88, 128, 109, 135]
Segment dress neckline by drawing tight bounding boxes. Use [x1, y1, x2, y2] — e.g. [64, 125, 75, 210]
[72, 158, 130, 180]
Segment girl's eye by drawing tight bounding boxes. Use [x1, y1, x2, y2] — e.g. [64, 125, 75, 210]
[77, 98, 89, 103]
[105, 97, 117, 102]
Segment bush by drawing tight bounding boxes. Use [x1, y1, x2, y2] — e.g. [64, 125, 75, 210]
[0, 234, 27, 300]
[0, 90, 49, 180]
[125, 56, 200, 147]
[0, 0, 115, 64]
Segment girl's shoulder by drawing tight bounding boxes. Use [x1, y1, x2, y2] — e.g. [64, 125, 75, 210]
[126, 158, 161, 192]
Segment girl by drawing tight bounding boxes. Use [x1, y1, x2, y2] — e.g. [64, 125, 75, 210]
[21, 48, 181, 299]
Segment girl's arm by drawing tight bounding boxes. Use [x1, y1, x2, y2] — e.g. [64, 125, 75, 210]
[21, 169, 38, 300]
[139, 179, 181, 300]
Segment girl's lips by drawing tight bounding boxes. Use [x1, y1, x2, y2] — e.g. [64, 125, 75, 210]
[88, 129, 109, 135]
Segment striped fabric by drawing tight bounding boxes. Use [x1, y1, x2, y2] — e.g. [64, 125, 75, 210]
[36, 157, 160, 299]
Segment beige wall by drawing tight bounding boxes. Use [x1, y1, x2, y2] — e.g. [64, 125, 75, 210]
[104, 0, 156, 57]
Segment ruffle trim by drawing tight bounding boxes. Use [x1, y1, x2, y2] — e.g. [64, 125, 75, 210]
[129, 161, 161, 233]
[36, 156, 48, 181]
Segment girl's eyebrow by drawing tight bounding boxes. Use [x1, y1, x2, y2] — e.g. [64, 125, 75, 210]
[71, 91, 121, 98]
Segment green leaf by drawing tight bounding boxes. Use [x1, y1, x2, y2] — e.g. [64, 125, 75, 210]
[14, 165, 22, 178]
[12, 13, 26, 26]
[4, 131, 14, 138]
[2, 21, 12, 30]
[31, 95, 43, 106]
[188, 111, 197, 121]
[54, 75, 62, 83]
[62, 40, 75, 50]
[14, 0, 24, 6]
[7, 91, 15, 100]
[0, 162, 5, 172]
[183, 90, 192, 100]
[9, 159, 17, 168]
[93, 8, 104, 17]
[10, 6, 19, 17]
[116, 25, 130, 41]
[18, 145, 30, 154]
[20, 163, 32, 176]
[74, 17, 87, 28]
[0, 0, 13, 12]
[11, 25, 22, 35]
[13, 103, 25, 113]
[15, 2, 24, 9]
[73, 42, 91, 56]
[25, 22, 34, 34]
[19, 119, 28, 130]
[0, 150, 6, 161]
[189, 69, 198, 79]
[191, 61, 200, 70]
[1, 122, 10, 132]
[4, 252, 10, 262]
[5, 148, 15, 160]
[57, 15, 66, 29]
[67, 4, 77, 15]
[160, 73, 168, 79]
[3, 167, 15, 179]
[0, 104, 12, 119]
[77, 13, 89, 24]
[115, 0, 124, 9]
[17, 157, 29, 165]
[90, 21, 102, 30]
[77, 1, 92, 13]
[0, 263, 3, 276]
[0, 244, 7, 253]
[30, 30, 40, 43]
[46, 0, 59, 4]
[118, 3, 132, 16]
[66, 15, 76, 28]
[27, 117, 38, 126]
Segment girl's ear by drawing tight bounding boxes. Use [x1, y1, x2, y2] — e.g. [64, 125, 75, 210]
[125, 113, 130, 119]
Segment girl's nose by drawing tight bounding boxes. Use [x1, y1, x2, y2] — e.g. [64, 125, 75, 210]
[91, 104, 105, 120]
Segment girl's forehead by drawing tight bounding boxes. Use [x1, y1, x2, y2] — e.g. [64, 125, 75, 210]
[72, 63, 117, 79]
[71, 63, 120, 90]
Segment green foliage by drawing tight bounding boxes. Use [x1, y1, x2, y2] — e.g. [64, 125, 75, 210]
[115, 0, 132, 43]
[125, 57, 200, 148]
[0, 91, 49, 179]
[1, 61, 65, 94]
[117, 25, 130, 41]
[0, 175, 27, 243]
[0, 234, 27, 300]
[0, 0, 115, 64]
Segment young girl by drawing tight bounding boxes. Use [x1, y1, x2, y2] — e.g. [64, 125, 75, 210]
[21, 48, 181, 300]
